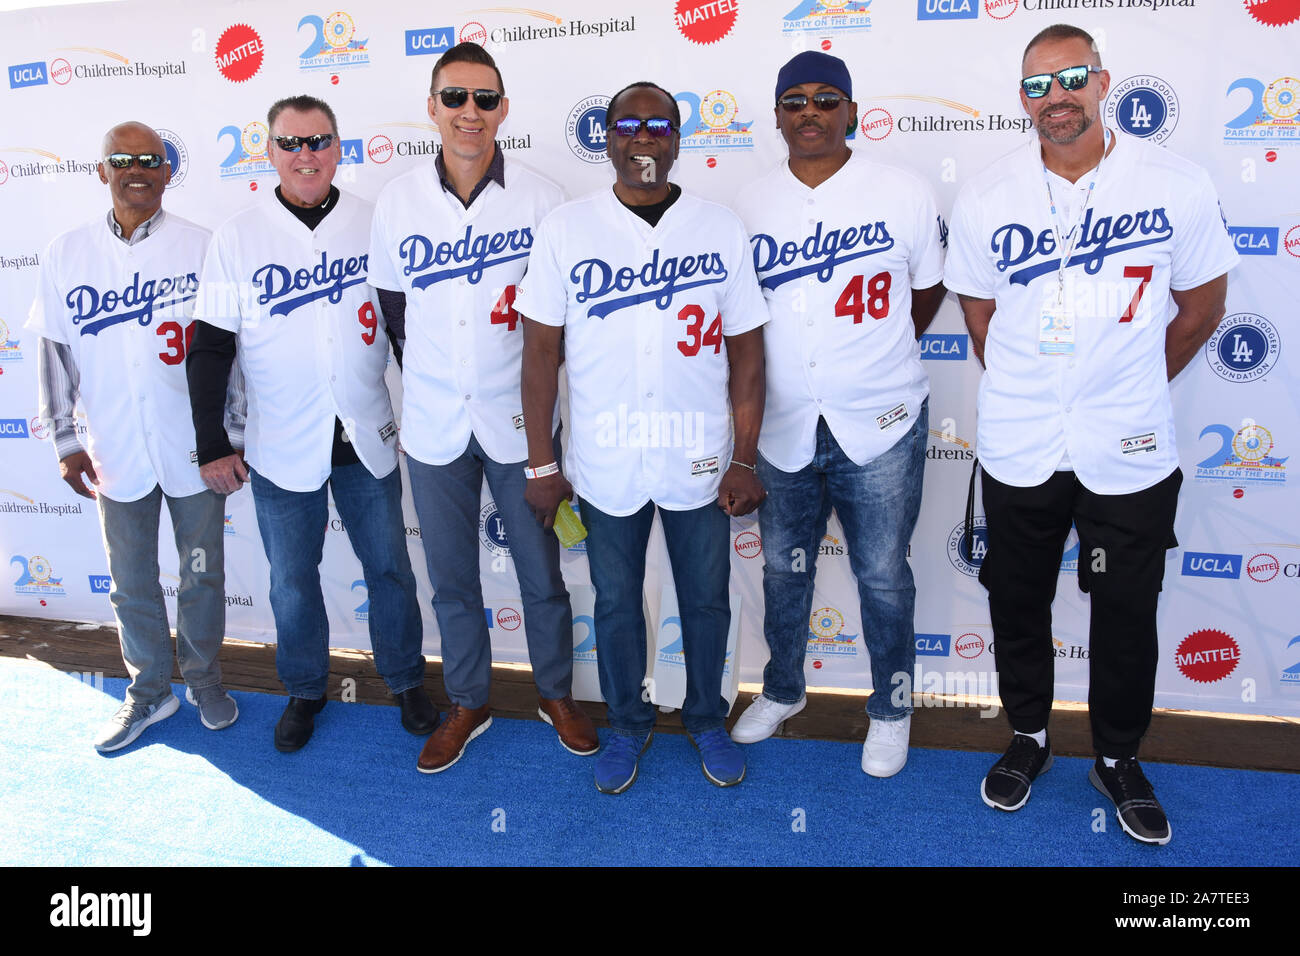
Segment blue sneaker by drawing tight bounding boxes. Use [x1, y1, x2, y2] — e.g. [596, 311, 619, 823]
[594, 730, 653, 794]
[691, 728, 746, 787]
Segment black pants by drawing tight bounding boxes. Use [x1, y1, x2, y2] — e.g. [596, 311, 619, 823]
[979, 467, 1182, 758]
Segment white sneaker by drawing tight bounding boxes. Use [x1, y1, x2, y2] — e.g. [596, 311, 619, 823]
[731, 694, 806, 744]
[862, 715, 911, 777]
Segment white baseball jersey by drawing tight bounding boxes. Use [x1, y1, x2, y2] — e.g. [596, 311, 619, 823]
[945, 132, 1239, 495]
[735, 151, 944, 471]
[368, 158, 564, 465]
[515, 188, 768, 516]
[26, 214, 210, 501]
[194, 190, 398, 492]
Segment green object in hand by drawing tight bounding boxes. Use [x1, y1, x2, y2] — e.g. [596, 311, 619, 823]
[553, 498, 587, 549]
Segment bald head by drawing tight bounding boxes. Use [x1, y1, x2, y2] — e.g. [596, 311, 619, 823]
[102, 121, 164, 158]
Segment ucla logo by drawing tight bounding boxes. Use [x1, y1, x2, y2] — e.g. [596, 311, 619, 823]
[298, 12, 369, 71]
[676, 90, 754, 152]
[784, 0, 873, 35]
[1228, 226, 1277, 256]
[12, 554, 65, 595]
[1181, 551, 1242, 580]
[252, 253, 367, 317]
[751, 220, 894, 291]
[88, 574, 112, 594]
[399, 226, 532, 289]
[404, 27, 454, 56]
[217, 121, 273, 180]
[9, 61, 48, 89]
[567, 95, 610, 165]
[1205, 313, 1280, 383]
[478, 501, 510, 557]
[157, 128, 188, 189]
[920, 333, 967, 360]
[991, 207, 1172, 286]
[68, 271, 199, 337]
[1195, 421, 1288, 486]
[915, 632, 951, 656]
[1224, 75, 1300, 146]
[571, 249, 728, 320]
[947, 518, 988, 577]
[1106, 75, 1179, 144]
[917, 0, 977, 18]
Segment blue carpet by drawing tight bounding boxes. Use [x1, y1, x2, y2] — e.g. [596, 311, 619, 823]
[2, 658, 1293, 866]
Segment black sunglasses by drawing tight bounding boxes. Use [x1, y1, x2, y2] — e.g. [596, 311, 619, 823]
[609, 117, 677, 138]
[1021, 65, 1102, 98]
[104, 153, 165, 169]
[777, 92, 849, 113]
[273, 133, 335, 153]
[432, 87, 502, 111]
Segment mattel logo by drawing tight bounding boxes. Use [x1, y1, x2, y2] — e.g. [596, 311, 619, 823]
[9, 61, 48, 89]
[917, 0, 979, 19]
[339, 138, 364, 165]
[920, 333, 968, 361]
[915, 632, 950, 656]
[1228, 226, 1278, 256]
[405, 27, 454, 56]
[1181, 551, 1241, 580]
[0, 418, 30, 438]
[88, 575, 112, 594]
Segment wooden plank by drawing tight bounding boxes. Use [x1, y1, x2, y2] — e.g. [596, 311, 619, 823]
[1, 614, 1294, 771]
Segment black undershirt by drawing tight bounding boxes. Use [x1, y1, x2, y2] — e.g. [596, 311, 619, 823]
[618, 182, 681, 227]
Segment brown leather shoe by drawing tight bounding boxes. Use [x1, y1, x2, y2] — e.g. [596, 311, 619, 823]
[538, 694, 599, 755]
[416, 703, 492, 774]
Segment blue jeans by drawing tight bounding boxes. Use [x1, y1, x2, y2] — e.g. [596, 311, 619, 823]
[97, 486, 227, 704]
[250, 463, 424, 699]
[579, 498, 731, 735]
[757, 402, 927, 720]
[406, 433, 573, 709]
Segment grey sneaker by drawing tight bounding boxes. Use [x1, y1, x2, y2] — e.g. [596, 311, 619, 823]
[93, 695, 180, 753]
[186, 684, 239, 731]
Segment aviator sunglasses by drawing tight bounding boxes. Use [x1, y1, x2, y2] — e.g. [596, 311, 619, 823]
[432, 87, 503, 111]
[273, 133, 335, 152]
[1021, 64, 1102, 98]
[610, 117, 677, 137]
[777, 91, 850, 112]
[104, 153, 165, 169]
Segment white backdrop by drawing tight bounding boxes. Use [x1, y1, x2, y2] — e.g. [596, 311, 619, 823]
[1, 0, 1297, 717]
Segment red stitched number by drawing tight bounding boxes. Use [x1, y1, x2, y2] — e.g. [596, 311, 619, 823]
[1119, 265, 1153, 323]
[358, 302, 378, 345]
[156, 320, 195, 365]
[490, 285, 520, 332]
[676, 305, 722, 357]
[834, 272, 891, 324]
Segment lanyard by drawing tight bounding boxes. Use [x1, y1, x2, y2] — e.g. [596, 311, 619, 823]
[1041, 126, 1111, 306]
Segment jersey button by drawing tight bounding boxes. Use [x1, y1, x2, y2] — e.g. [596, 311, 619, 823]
[809, 361, 816, 368]
[807, 320, 814, 326]
[646, 392, 653, 398]
[1065, 405, 1072, 413]
[459, 320, 466, 326]
[464, 394, 471, 400]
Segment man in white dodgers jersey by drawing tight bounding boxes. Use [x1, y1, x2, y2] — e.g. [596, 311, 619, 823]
[517, 82, 768, 794]
[368, 43, 598, 774]
[28, 121, 237, 752]
[731, 52, 947, 778]
[945, 25, 1238, 844]
[187, 95, 434, 754]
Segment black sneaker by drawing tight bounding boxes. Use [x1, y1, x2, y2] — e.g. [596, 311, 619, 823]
[981, 733, 1053, 811]
[1089, 756, 1171, 845]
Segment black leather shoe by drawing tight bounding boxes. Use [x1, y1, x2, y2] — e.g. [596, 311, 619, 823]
[396, 686, 439, 735]
[275, 696, 326, 753]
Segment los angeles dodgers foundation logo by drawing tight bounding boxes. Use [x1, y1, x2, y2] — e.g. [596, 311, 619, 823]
[1204, 313, 1280, 383]
[567, 95, 609, 165]
[947, 518, 988, 577]
[157, 129, 188, 189]
[1106, 75, 1179, 145]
